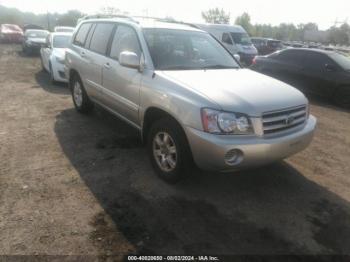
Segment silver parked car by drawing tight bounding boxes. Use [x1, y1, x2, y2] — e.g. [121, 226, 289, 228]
[65, 18, 317, 183]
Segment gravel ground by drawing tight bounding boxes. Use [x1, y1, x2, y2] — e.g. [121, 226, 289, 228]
[0, 44, 350, 259]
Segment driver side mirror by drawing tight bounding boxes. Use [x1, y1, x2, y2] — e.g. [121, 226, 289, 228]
[119, 51, 140, 70]
[234, 54, 241, 62]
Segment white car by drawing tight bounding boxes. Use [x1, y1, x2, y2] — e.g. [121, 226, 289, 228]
[40, 32, 72, 83]
[54, 26, 75, 33]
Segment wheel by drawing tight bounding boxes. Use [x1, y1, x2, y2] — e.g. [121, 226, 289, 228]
[71, 75, 94, 114]
[333, 86, 350, 108]
[147, 117, 193, 183]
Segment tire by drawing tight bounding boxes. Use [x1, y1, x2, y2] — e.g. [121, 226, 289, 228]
[333, 86, 350, 108]
[147, 117, 193, 183]
[71, 74, 94, 114]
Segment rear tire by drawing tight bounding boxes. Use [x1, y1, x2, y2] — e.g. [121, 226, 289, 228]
[333, 86, 350, 108]
[71, 75, 94, 114]
[147, 117, 193, 184]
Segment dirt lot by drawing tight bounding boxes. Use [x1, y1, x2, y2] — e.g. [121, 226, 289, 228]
[0, 44, 350, 258]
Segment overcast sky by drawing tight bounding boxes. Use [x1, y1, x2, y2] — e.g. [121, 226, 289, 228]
[0, 0, 348, 30]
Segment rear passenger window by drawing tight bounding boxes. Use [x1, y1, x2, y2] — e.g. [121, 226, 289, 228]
[74, 23, 91, 47]
[275, 50, 304, 65]
[110, 25, 141, 60]
[89, 23, 115, 55]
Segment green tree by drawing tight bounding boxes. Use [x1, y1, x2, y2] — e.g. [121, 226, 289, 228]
[201, 8, 230, 24]
[56, 10, 83, 27]
[328, 23, 350, 45]
[235, 12, 253, 35]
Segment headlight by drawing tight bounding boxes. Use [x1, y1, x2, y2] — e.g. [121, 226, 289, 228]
[55, 56, 65, 64]
[201, 108, 253, 135]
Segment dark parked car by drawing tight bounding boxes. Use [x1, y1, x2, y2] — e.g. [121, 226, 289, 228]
[251, 48, 350, 107]
[0, 24, 23, 43]
[251, 37, 284, 55]
[22, 29, 49, 54]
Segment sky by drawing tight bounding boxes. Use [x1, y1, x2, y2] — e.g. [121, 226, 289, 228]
[0, 0, 349, 30]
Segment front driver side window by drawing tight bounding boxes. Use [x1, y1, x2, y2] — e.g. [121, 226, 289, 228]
[110, 25, 141, 60]
[222, 33, 233, 45]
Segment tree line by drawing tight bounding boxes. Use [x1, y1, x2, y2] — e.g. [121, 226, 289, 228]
[202, 8, 350, 45]
[0, 5, 83, 31]
[1, 4, 349, 45]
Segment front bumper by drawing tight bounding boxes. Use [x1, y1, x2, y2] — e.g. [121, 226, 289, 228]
[52, 62, 68, 83]
[185, 115, 317, 172]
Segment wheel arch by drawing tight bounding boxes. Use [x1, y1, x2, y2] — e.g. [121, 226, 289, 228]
[142, 107, 187, 144]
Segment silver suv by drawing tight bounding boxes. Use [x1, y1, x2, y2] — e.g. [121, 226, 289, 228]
[65, 18, 317, 183]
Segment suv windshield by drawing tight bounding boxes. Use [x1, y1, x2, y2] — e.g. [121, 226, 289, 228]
[53, 35, 71, 48]
[329, 52, 350, 71]
[230, 32, 252, 46]
[143, 29, 239, 70]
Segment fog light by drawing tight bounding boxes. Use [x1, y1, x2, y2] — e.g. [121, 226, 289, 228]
[224, 149, 243, 166]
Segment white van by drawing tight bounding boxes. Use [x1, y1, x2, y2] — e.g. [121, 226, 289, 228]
[193, 24, 258, 65]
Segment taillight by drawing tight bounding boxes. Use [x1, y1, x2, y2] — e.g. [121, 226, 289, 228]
[252, 56, 257, 65]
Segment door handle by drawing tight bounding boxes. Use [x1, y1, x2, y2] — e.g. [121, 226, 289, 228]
[80, 51, 86, 57]
[103, 62, 111, 69]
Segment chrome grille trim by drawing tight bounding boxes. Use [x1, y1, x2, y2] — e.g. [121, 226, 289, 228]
[262, 105, 307, 135]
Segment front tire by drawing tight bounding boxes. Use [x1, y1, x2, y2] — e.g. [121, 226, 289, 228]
[147, 117, 193, 183]
[333, 86, 350, 108]
[71, 75, 94, 114]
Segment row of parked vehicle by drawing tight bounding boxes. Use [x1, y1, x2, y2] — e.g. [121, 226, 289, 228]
[3, 16, 350, 183]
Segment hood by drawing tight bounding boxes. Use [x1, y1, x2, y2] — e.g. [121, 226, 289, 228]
[27, 37, 46, 44]
[237, 44, 258, 55]
[52, 48, 66, 58]
[160, 69, 308, 116]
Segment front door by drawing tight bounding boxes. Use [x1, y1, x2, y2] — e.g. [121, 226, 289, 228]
[102, 24, 142, 125]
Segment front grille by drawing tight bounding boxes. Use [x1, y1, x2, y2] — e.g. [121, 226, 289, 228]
[262, 105, 307, 135]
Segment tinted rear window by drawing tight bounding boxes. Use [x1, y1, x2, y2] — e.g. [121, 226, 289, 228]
[74, 23, 91, 47]
[272, 50, 304, 64]
[329, 52, 350, 71]
[89, 23, 115, 55]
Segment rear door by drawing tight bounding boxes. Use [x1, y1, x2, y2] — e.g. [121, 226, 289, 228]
[102, 24, 143, 125]
[80, 22, 115, 101]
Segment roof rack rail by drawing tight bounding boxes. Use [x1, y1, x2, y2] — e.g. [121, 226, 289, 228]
[78, 14, 138, 24]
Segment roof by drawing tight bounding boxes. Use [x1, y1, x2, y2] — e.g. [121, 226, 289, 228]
[25, 29, 49, 33]
[281, 48, 336, 55]
[193, 23, 246, 33]
[251, 37, 280, 41]
[78, 17, 204, 32]
[54, 26, 75, 29]
[50, 32, 73, 37]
